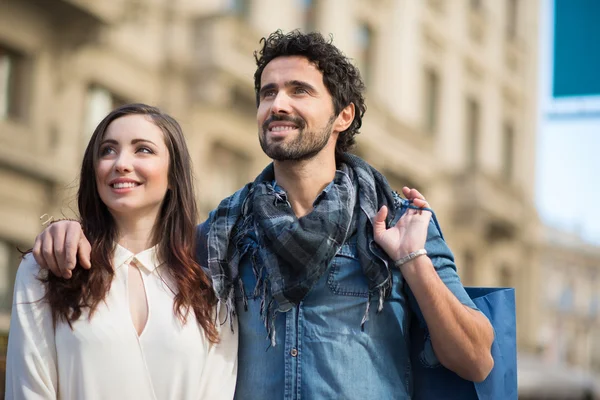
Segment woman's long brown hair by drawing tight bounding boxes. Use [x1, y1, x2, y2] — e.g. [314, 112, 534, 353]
[41, 103, 218, 342]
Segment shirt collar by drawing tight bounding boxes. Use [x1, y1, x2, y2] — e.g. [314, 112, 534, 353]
[113, 243, 162, 273]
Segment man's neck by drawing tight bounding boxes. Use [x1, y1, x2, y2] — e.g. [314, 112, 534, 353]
[273, 153, 337, 218]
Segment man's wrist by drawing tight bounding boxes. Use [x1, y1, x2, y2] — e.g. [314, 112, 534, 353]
[394, 249, 428, 268]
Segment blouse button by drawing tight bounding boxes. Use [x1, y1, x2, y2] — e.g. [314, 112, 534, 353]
[290, 348, 298, 357]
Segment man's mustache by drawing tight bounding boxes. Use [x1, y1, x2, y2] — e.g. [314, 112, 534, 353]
[262, 114, 306, 132]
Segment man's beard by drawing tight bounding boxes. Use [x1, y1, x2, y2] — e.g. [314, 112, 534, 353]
[259, 114, 336, 162]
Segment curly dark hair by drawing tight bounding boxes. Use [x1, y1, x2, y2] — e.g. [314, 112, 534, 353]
[254, 30, 367, 156]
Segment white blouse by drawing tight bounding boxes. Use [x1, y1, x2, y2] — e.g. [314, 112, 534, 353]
[6, 245, 238, 400]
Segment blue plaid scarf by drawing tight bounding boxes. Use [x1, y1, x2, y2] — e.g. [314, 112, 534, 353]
[207, 153, 404, 344]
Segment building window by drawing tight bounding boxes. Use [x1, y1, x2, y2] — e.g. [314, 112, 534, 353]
[423, 68, 440, 134]
[470, 0, 483, 10]
[499, 264, 513, 287]
[502, 121, 515, 181]
[229, 0, 250, 18]
[461, 250, 475, 285]
[559, 284, 574, 312]
[465, 97, 480, 168]
[356, 24, 374, 86]
[84, 86, 127, 141]
[231, 85, 257, 116]
[301, 0, 318, 32]
[506, 0, 518, 40]
[0, 45, 26, 122]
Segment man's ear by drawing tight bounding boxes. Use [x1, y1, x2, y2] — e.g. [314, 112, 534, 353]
[333, 103, 355, 133]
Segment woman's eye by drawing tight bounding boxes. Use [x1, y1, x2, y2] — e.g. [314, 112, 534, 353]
[99, 146, 115, 156]
[137, 147, 154, 154]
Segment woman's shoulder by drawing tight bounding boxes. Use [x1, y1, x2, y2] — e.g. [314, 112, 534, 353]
[14, 253, 45, 291]
[6, 252, 48, 308]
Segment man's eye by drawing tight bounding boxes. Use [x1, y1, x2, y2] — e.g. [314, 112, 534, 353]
[294, 87, 308, 94]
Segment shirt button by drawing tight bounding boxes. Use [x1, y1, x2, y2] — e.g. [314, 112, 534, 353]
[290, 348, 298, 357]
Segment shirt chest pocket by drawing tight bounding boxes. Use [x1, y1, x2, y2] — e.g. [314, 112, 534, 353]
[327, 242, 370, 298]
[327, 240, 408, 302]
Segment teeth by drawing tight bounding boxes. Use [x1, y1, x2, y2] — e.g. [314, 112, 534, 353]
[112, 182, 138, 189]
[270, 125, 297, 132]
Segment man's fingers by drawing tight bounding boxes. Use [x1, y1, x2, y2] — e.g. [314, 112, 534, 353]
[33, 221, 86, 278]
[375, 205, 388, 222]
[40, 231, 63, 277]
[402, 186, 429, 209]
[373, 206, 389, 234]
[63, 227, 82, 273]
[61, 221, 89, 274]
[411, 189, 425, 200]
[412, 198, 430, 215]
[32, 233, 48, 270]
[402, 186, 424, 200]
[51, 224, 68, 276]
[413, 198, 429, 208]
[48, 223, 73, 279]
[78, 235, 92, 269]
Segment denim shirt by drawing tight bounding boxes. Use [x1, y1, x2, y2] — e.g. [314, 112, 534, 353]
[197, 216, 478, 400]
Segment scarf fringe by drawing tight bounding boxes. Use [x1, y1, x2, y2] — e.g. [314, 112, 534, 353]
[209, 154, 406, 343]
[360, 285, 391, 330]
[225, 286, 236, 332]
[360, 293, 372, 328]
[238, 279, 248, 312]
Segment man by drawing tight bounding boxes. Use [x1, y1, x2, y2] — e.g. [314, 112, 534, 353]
[33, 31, 494, 399]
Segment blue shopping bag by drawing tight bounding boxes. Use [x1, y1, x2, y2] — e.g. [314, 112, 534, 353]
[410, 287, 518, 400]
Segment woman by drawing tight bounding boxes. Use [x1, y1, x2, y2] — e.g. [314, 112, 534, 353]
[6, 104, 237, 399]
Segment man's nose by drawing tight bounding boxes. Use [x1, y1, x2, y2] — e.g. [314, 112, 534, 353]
[270, 92, 292, 114]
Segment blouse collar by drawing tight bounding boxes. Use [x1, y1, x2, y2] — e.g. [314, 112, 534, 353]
[113, 243, 162, 273]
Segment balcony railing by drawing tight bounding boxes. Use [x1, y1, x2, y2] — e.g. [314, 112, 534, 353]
[194, 15, 259, 83]
[450, 169, 535, 241]
[57, 0, 124, 23]
[191, 14, 260, 106]
[0, 120, 66, 184]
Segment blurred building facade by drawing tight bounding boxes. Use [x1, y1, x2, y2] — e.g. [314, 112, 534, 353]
[1, 0, 545, 395]
[523, 227, 600, 398]
[540, 228, 600, 370]
[519, 227, 600, 399]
